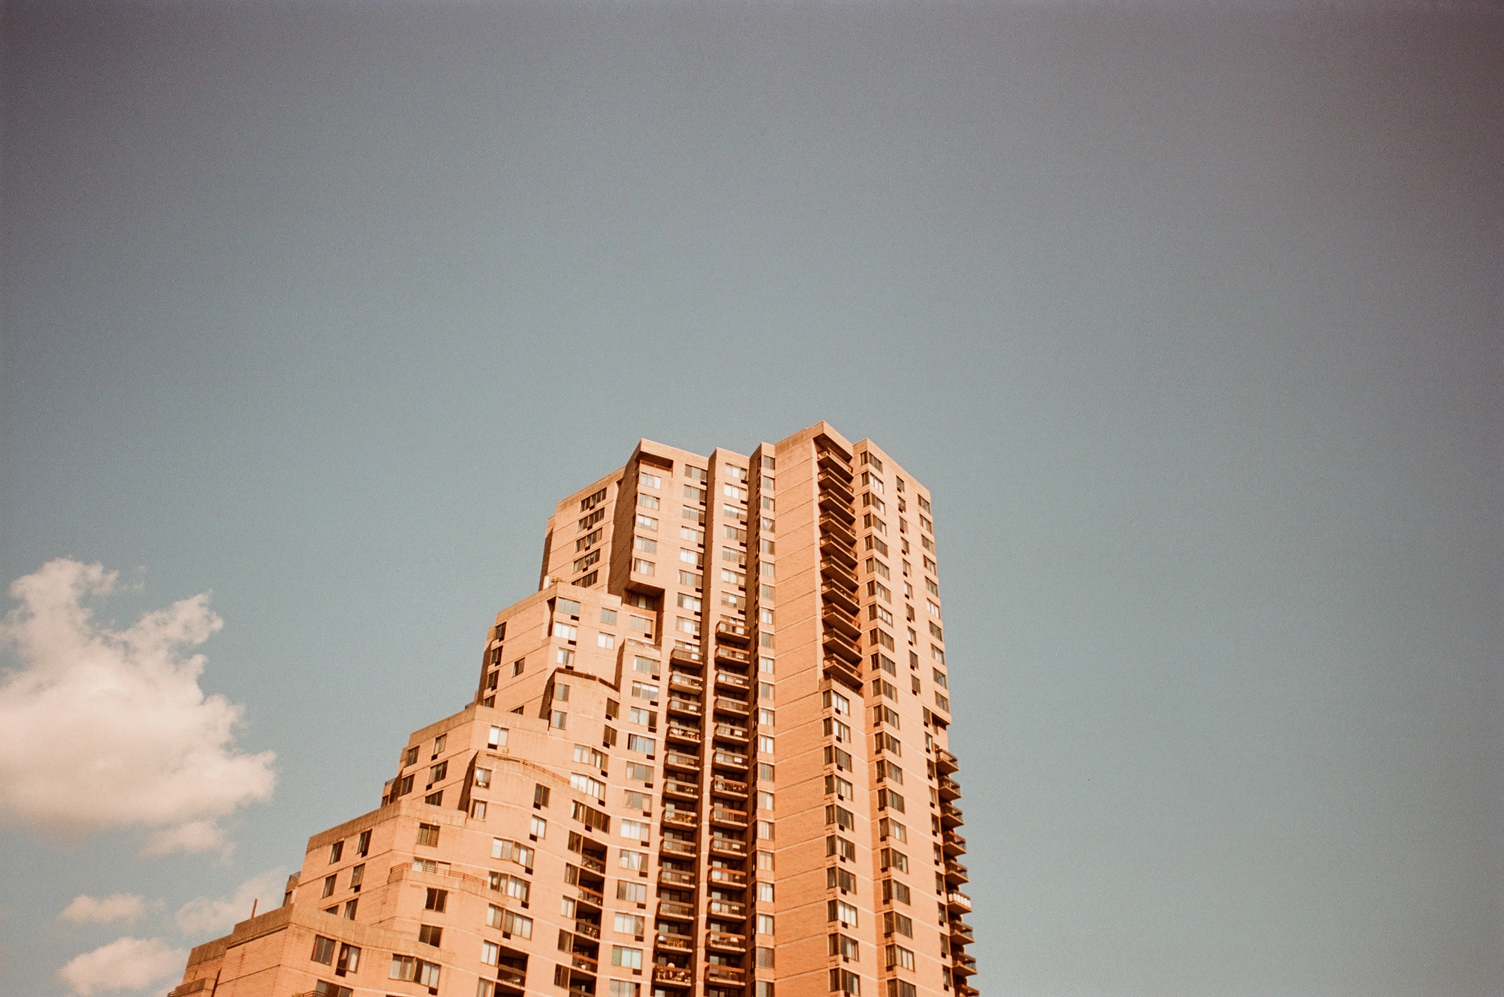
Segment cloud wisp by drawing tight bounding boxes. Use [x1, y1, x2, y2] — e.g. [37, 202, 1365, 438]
[176, 867, 288, 937]
[59, 894, 154, 925]
[0, 559, 276, 854]
[57, 936, 188, 996]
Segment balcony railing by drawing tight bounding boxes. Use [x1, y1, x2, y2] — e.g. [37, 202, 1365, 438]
[709, 836, 748, 856]
[820, 582, 860, 616]
[817, 471, 855, 504]
[661, 810, 698, 829]
[714, 670, 750, 689]
[934, 747, 959, 773]
[939, 776, 962, 800]
[705, 930, 748, 951]
[667, 698, 702, 716]
[655, 933, 693, 952]
[713, 723, 750, 743]
[711, 776, 748, 797]
[663, 780, 698, 799]
[705, 966, 746, 984]
[664, 752, 701, 771]
[818, 513, 857, 547]
[715, 620, 751, 644]
[657, 900, 695, 919]
[581, 855, 605, 873]
[711, 808, 749, 827]
[943, 830, 967, 854]
[712, 750, 748, 770]
[497, 967, 527, 989]
[669, 672, 704, 693]
[577, 886, 604, 906]
[954, 953, 978, 973]
[823, 630, 862, 665]
[818, 491, 857, 525]
[666, 725, 703, 744]
[821, 607, 861, 641]
[819, 559, 859, 592]
[946, 890, 973, 912]
[708, 898, 747, 917]
[575, 920, 600, 939]
[660, 838, 696, 858]
[570, 953, 599, 974]
[708, 867, 748, 887]
[653, 967, 693, 987]
[659, 868, 696, 887]
[714, 645, 751, 665]
[824, 656, 864, 691]
[946, 860, 970, 883]
[669, 647, 703, 667]
[714, 697, 750, 716]
[816, 448, 853, 478]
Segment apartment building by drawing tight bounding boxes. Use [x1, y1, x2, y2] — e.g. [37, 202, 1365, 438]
[170, 421, 975, 997]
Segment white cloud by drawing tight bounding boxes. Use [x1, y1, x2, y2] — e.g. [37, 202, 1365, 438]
[58, 937, 187, 996]
[175, 867, 288, 937]
[0, 559, 276, 854]
[59, 894, 152, 925]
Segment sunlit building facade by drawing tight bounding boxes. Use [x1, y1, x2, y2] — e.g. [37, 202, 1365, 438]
[170, 421, 975, 997]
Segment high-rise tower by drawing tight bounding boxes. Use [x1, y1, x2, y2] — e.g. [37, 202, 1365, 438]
[170, 422, 975, 997]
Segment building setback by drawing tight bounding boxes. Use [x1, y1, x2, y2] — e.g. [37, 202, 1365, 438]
[170, 421, 975, 997]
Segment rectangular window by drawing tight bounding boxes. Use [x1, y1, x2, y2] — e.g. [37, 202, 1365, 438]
[879, 788, 905, 812]
[825, 773, 855, 798]
[418, 924, 443, 947]
[883, 911, 914, 937]
[877, 760, 903, 784]
[827, 835, 856, 860]
[828, 900, 860, 926]
[611, 946, 644, 969]
[424, 888, 447, 912]
[824, 717, 852, 742]
[880, 848, 909, 873]
[827, 867, 858, 892]
[627, 734, 655, 754]
[616, 881, 648, 902]
[621, 819, 650, 841]
[417, 823, 440, 847]
[881, 879, 910, 905]
[825, 804, 855, 831]
[633, 558, 655, 576]
[879, 818, 907, 842]
[312, 935, 335, 964]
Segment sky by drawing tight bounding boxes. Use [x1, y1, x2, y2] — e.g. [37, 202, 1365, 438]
[1, 1, 1500, 995]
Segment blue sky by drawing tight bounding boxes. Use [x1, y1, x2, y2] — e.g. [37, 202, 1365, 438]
[2, 2, 1500, 995]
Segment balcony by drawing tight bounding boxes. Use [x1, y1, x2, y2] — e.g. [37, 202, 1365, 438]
[816, 448, 853, 479]
[653, 967, 693, 987]
[714, 670, 751, 690]
[575, 920, 600, 939]
[659, 868, 696, 888]
[577, 886, 604, 907]
[663, 780, 698, 800]
[661, 809, 698, 830]
[957, 985, 979, 997]
[819, 532, 858, 569]
[824, 656, 864, 692]
[820, 582, 860, 617]
[707, 898, 747, 918]
[664, 751, 701, 772]
[660, 838, 696, 859]
[949, 919, 975, 943]
[942, 830, 967, 856]
[709, 835, 748, 858]
[708, 867, 748, 888]
[711, 776, 748, 798]
[714, 697, 750, 717]
[953, 953, 977, 975]
[669, 647, 703, 669]
[569, 953, 599, 974]
[818, 513, 857, 548]
[712, 749, 749, 771]
[496, 966, 527, 990]
[938, 776, 962, 801]
[669, 672, 704, 694]
[945, 890, 973, 913]
[817, 470, 854, 504]
[705, 930, 748, 952]
[934, 747, 959, 774]
[581, 854, 606, 874]
[714, 645, 751, 666]
[818, 491, 856, 525]
[655, 933, 693, 953]
[705, 966, 746, 985]
[822, 630, 862, 665]
[715, 620, 752, 645]
[821, 607, 861, 642]
[713, 723, 750, 744]
[941, 800, 964, 829]
[657, 900, 695, 920]
[666, 724, 703, 745]
[945, 860, 969, 885]
[711, 807, 749, 828]
[667, 698, 702, 717]
[819, 559, 859, 593]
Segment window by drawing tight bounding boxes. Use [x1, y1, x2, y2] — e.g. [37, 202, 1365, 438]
[616, 881, 648, 902]
[620, 819, 649, 840]
[574, 549, 601, 573]
[935, 692, 950, 712]
[312, 935, 336, 964]
[611, 946, 644, 969]
[827, 835, 857, 860]
[532, 815, 547, 838]
[824, 745, 853, 770]
[823, 690, 850, 715]
[424, 888, 447, 912]
[830, 968, 862, 995]
[825, 773, 855, 798]
[489, 872, 530, 901]
[512, 658, 525, 676]
[883, 911, 914, 937]
[824, 717, 852, 741]
[551, 710, 568, 728]
[828, 900, 860, 926]
[534, 784, 551, 807]
[881, 879, 910, 904]
[624, 790, 650, 810]
[826, 804, 855, 831]
[481, 940, 500, 966]
[879, 818, 907, 842]
[571, 773, 606, 797]
[877, 760, 903, 784]
[625, 761, 652, 781]
[554, 622, 578, 641]
[611, 983, 640, 997]
[869, 604, 894, 626]
[470, 799, 488, 820]
[427, 761, 447, 785]
[619, 849, 647, 871]
[493, 838, 535, 867]
[886, 945, 916, 971]
[627, 734, 655, 753]
[322, 874, 336, 898]
[417, 823, 440, 847]
[758, 790, 775, 810]
[879, 788, 906, 812]
[615, 912, 646, 934]
[758, 734, 774, 753]
[758, 881, 775, 902]
[932, 668, 948, 689]
[929, 622, 943, 640]
[418, 924, 443, 947]
[328, 840, 343, 864]
[877, 705, 901, 729]
[633, 558, 655, 575]
[871, 678, 898, 700]
[349, 863, 365, 890]
[880, 848, 909, 873]
[870, 629, 895, 651]
[574, 744, 607, 768]
[629, 615, 651, 633]
[412, 858, 436, 873]
[572, 800, 610, 832]
[827, 867, 857, 891]
[632, 680, 660, 701]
